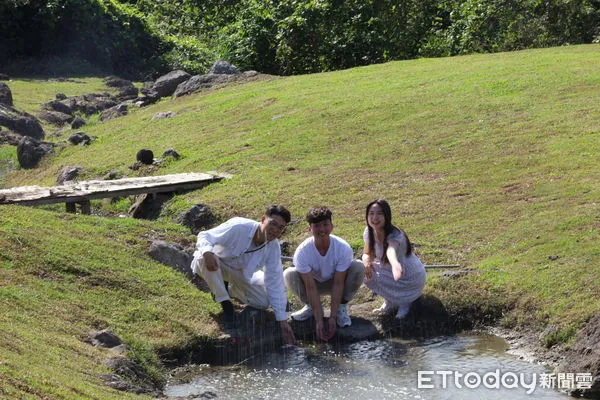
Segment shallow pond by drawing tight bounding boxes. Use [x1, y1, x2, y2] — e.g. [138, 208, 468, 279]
[165, 334, 569, 399]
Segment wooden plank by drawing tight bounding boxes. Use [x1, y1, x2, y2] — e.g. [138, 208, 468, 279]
[0, 172, 231, 207]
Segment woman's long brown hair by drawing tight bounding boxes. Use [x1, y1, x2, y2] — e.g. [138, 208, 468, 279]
[365, 199, 412, 264]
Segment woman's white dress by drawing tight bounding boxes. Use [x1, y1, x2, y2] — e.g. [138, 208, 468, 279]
[363, 227, 426, 306]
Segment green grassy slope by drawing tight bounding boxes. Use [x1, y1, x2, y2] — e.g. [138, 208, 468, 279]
[0, 206, 219, 398]
[1, 44, 599, 397]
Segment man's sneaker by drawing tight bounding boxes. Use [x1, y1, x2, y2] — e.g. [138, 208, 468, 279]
[395, 303, 411, 319]
[291, 304, 314, 321]
[336, 304, 351, 327]
[372, 300, 394, 315]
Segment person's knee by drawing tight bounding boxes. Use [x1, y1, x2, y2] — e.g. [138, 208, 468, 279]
[250, 297, 270, 310]
[284, 267, 299, 287]
[247, 289, 270, 309]
[342, 260, 365, 301]
[348, 260, 365, 280]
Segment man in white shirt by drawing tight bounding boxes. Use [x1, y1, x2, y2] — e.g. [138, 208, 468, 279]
[191, 205, 296, 345]
[284, 207, 364, 341]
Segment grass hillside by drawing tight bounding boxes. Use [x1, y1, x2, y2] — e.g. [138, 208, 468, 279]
[1, 44, 599, 398]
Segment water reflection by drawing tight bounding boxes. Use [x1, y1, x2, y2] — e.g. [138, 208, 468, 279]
[165, 334, 568, 400]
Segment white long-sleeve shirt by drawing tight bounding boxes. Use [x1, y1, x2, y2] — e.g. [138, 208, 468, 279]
[193, 217, 288, 321]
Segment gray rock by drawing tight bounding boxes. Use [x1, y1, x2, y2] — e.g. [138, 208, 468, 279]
[209, 60, 240, 75]
[128, 192, 173, 219]
[100, 104, 128, 121]
[104, 76, 139, 100]
[90, 329, 124, 348]
[0, 82, 13, 106]
[117, 85, 139, 101]
[16, 136, 53, 168]
[173, 73, 236, 98]
[162, 148, 180, 159]
[103, 76, 132, 89]
[38, 110, 73, 126]
[0, 104, 45, 140]
[152, 70, 191, 98]
[176, 203, 216, 234]
[148, 240, 194, 279]
[71, 116, 86, 129]
[151, 111, 176, 120]
[42, 100, 73, 115]
[56, 165, 83, 184]
[65, 93, 118, 116]
[68, 131, 92, 145]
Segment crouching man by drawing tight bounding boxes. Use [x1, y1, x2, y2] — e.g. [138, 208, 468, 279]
[284, 206, 364, 341]
[191, 205, 296, 345]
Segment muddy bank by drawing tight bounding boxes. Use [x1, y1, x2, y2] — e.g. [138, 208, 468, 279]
[490, 317, 600, 399]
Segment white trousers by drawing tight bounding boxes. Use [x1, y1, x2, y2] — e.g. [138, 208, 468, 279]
[191, 255, 269, 309]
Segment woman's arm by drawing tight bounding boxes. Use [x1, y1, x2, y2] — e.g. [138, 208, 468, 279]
[362, 244, 374, 280]
[386, 240, 404, 281]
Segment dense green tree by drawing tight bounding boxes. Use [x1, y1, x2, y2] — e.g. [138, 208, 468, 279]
[1, 0, 598, 77]
[0, 0, 169, 78]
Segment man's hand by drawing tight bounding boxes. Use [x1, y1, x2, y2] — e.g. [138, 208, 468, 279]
[279, 320, 296, 345]
[203, 252, 219, 271]
[324, 317, 337, 341]
[316, 319, 327, 341]
[315, 317, 336, 341]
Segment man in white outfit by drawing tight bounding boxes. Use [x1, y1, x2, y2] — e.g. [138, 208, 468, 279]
[191, 205, 296, 345]
[284, 207, 364, 341]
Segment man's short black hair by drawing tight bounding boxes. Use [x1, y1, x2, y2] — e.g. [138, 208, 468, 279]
[306, 206, 332, 224]
[266, 205, 291, 223]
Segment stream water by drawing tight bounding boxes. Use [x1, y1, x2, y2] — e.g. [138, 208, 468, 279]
[165, 333, 569, 399]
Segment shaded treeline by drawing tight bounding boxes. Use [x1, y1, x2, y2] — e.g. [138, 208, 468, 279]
[1, 0, 598, 79]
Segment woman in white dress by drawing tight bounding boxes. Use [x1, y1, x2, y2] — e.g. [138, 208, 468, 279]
[362, 199, 426, 319]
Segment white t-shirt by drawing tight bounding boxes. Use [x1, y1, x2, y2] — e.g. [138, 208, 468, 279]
[293, 234, 354, 282]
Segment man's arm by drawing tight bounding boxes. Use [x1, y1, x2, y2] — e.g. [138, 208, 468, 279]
[279, 320, 296, 345]
[299, 272, 330, 340]
[329, 270, 347, 317]
[194, 218, 249, 259]
[300, 272, 323, 321]
[263, 241, 290, 322]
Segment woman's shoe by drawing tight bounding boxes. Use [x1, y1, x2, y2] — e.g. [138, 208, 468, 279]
[372, 300, 394, 315]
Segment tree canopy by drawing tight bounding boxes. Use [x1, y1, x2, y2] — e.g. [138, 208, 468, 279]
[1, 0, 598, 79]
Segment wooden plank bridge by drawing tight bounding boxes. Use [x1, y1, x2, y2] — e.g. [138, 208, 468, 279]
[0, 172, 231, 214]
